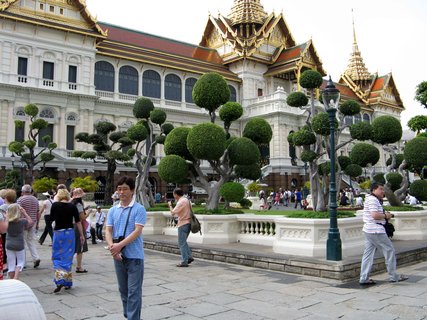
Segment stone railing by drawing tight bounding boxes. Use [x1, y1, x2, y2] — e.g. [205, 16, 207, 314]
[145, 212, 365, 258]
[391, 209, 427, 240]
[145, 208, 427, 258]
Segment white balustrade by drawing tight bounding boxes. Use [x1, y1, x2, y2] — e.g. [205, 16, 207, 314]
[144, 209, 427, 258]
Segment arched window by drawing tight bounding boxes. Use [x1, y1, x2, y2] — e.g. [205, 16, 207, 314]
[142, 70, 161, 98]
[119, 66, 138, 95]
[95, 61, 115, 92]
[229, 85, 237, 102]
[185, 78, 197, 103]
[363, 113, 370, 123]
[39, 108, 55, 119]
[165, 74, 182, 101]
[354, 114, 362, 123]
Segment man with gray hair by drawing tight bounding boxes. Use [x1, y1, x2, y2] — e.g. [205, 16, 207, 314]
[17, 184, 41, 268]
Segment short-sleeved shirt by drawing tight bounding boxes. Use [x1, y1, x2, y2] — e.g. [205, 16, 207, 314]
[6, 219, 28, 251]
[50, 202, 80, 230]
[42, 199, 53, 216]
[17, 195, 39, 221]
[362, 194, 386, 234]
[107, 200, 146, 259]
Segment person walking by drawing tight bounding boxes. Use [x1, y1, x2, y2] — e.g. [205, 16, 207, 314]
[50, 189, 85, 293]
[0, 189, 18, 274]
[359, 182, 409, 285]
[70, 188, 89, 273]
[105, 176, 146, 320]
[95, 206, 105, 242]
[17, 184, 40, 268]
[294, 189, 303, 209]
[38, 190, 54, 245]
[168, 188, 193, 267]
[5, 204, 33, 280]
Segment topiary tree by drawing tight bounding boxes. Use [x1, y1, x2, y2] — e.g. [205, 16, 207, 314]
[386, 172, 403, 192]
[8, 104, 57, 184]
[192, 72, 230, 123]
[0, 170, 21, 190]
[127, 97, 173, 208]
[158, 72, 272, 210]
[72, 121, 133, 205]
[286, 70, 369, 211]
[350, 143, 380, 168]
[409, 180, 427, 201]
[220, 182, 245, 209]
[415, 81, 427, 109]
[407, 115, 427, 136]
[404, 137, 427, 177]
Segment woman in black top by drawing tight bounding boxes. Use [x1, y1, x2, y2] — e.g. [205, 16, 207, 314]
[50, 189, 85, 293]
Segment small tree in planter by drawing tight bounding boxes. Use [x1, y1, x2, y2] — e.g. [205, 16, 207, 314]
[409, 180, 427, 202]
[8, 104, 57, 184]
[158, 72, 272, 210]
[220, 182, 245, 210]
[70, 176, 98, 193]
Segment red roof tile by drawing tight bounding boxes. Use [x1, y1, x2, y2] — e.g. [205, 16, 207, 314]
[99, 22, 223, 64]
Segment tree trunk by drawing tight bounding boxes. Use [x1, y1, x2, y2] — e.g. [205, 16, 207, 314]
[205, 181, 222, 210]
[104, 160, 116, 205]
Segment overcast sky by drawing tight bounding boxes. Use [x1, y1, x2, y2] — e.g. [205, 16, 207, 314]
[86, 0, 427, 129]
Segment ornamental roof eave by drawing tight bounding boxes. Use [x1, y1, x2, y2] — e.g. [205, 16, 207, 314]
[0, 0, 107, 38]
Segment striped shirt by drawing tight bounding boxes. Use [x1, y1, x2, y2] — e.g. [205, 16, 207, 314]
[362, 194, 386, 234]
[17, 195, 39, 221]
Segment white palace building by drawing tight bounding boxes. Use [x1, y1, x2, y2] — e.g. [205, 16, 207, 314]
[0, 0, 404, 197]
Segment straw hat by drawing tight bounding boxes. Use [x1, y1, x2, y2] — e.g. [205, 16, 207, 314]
[72, 188, 86, 199]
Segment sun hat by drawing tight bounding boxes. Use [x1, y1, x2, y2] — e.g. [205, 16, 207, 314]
[42, 190, 53, 197]
[72, 188, 86, 199]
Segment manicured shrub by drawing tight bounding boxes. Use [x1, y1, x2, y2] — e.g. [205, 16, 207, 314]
[344, 164, 363, 178]
[409, 180, 427, 201]
[243, 117, 273, 145]
[220, 182, 245, 202]
[158, 155, 188, 183]
[299, 70, 323, 89]
[350, 122, 373, 141]
[192, 72, 230, 112]
[286, 91, 308, 108]
[187, 122, 226, 160]
[350, 143, 380, 167]
[301, 150, 317, 163]
[404, 137, 427, 173]
[133, 97, 154, 119]
[293, 129, 316, 146]
[164, 127, 192, 159]
[228, 137, 260, 165]
[339, 100, 361, 116]
[386, 172, 403, 191]
[234, 163, 261, 181]
[371, 115, 402, 145]
[219, 102, 243, 124]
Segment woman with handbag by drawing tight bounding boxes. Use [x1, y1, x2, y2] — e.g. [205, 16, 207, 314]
[168, 188, 194, 267]
[51, 189, 85, 293]
[71, 188, 89, 273]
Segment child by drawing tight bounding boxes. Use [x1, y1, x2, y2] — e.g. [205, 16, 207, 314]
[5, 203, 32, 280]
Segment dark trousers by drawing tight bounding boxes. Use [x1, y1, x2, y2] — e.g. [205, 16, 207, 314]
[39, 215, 53, 245]
[90, 227, 97, 244]
[96, 223, 104, 240]
[1, 233, 6, 264]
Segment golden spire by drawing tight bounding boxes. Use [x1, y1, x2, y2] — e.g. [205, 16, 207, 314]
[344, 10, 371, 82]
[228, 0, 268, 26]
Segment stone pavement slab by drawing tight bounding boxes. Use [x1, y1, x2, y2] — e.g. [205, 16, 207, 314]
[11, 238, 427, 319]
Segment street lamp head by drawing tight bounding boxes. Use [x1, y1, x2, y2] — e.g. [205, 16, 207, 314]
[322, 76, 341, 109]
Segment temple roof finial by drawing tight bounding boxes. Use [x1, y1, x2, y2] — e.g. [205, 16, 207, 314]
[344, 9, 371, 82]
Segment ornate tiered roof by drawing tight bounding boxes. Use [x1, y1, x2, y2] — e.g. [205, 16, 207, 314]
[343, 20, 371, 82]
[228, 0, 268, 25]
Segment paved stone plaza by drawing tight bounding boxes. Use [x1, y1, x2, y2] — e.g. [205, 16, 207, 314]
[15, 238, 427, 320]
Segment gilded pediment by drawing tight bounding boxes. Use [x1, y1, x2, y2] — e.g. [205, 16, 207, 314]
[0, 0, 106, 37]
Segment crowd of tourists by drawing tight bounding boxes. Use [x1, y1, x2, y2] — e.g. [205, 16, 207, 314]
[259, 188, 305, 210]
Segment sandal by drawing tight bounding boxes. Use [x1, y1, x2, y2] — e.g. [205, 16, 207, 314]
[76, 268, 88, 273]
[359, 279, 376, 285]
[390, 275, 409, 283]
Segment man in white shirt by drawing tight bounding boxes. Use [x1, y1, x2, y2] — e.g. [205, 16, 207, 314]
[408, 195, 418, 205]
[359, 182, 408, 285]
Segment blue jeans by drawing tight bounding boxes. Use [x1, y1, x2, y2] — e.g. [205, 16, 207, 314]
[114, 258, 144, 320]
[178, 223, 192, 264]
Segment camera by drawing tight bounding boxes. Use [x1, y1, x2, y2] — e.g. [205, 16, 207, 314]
[113, 236, 124, 243]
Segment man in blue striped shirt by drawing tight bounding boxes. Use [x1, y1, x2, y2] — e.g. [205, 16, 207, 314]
[106, 176, 146, 320]
[359, 182, 408, 285]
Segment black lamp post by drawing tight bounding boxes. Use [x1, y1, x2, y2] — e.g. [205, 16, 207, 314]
[323, 76, 342, 261]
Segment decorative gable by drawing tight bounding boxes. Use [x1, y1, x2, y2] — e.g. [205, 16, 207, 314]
[0, 0, 106, 38]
